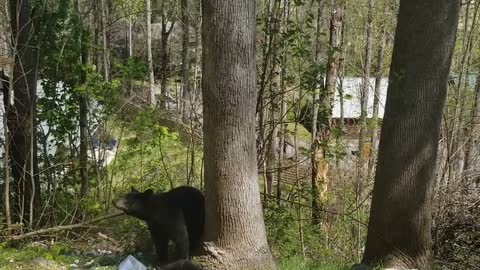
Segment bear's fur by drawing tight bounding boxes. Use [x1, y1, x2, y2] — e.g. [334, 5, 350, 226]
[114, 186, 205, 265]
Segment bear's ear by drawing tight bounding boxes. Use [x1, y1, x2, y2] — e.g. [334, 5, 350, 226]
[144, 189, 154, 196]
[131, 186, 139, 192]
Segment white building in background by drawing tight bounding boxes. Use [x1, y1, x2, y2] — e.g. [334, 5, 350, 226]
[332, 77, 388, 120]
[0, 80, 115, 169]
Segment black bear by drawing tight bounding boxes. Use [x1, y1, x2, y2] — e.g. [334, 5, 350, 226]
[113, 186, 205, 265]
[161, 259, 203, 270]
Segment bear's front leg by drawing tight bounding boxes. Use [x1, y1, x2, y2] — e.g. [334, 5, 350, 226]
[155, 236, 169, 264]
[149, 226, 169, 264]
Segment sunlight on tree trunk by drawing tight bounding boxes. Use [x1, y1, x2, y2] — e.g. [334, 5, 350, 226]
[145, 0, 155, 106]
[312, 5, 343, 224]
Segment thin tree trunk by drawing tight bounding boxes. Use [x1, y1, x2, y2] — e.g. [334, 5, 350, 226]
[464, 73, 480, 174]
[338, 15, 346, 131]
[444, 2, 479, 186]
[127, 13, 133, 96]
[1, 71, 12, 232]
[265, 0, 282, 197]
[79, 28, 89, 198]
[145, 0, 155, 106]
[200, 0, 276, 268]
[311, 0, 322, 224]
[192, 8, 201, 114]
[256, 0, 270, 168]
[101, 0, 109, 81]
[266, 84, 278, 196]
[181, 0, 191, 123]
[367, 25, 386, 180]
[276, 0, 290, 205]
[357, 0, 374, 187]
[311, 5, 342, 224]
[128, 13, 132, 58]
[362, 0, 460, 268]
[160, 9, 175, 109]
[452, 2, 480, 183]
[94, 1, 102, 74]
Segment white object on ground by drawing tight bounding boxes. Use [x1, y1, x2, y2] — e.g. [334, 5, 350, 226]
[118, 255, 147, 270]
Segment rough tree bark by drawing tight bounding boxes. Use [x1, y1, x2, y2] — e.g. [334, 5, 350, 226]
[200, 0, 276, 268]
[9, 0, 40, 226]
[362, 0, 460, 268]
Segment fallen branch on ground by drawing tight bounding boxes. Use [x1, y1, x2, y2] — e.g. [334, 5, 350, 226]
[97, 232, 119, 245]
[3, 212, 124, 241]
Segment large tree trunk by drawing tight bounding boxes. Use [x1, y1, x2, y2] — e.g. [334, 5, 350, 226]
[9, 0, 40, 226]
[200, 0, 276, 268]
[362, 0, 460, 268]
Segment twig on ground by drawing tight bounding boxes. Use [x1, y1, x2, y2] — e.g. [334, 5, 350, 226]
[3, 212, 124, 241]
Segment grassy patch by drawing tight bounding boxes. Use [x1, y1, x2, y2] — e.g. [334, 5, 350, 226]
[0, 243, 123, 270]
[278, 256, 349, 270]
[286, 122, 312, 142]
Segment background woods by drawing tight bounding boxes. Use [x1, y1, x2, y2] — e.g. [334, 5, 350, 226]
[0, 0, 477, 269]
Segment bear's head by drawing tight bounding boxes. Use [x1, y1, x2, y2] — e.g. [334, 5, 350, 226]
[113, 187, 154, 220]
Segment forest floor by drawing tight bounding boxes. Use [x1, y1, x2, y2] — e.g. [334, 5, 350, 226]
[0, 240, 349, 270]
[0, 241, 123, 269]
